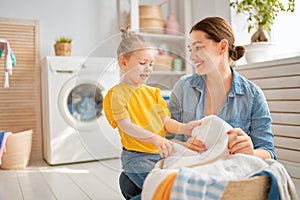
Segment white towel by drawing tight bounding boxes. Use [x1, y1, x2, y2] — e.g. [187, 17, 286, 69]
[163, 115, 234, 169]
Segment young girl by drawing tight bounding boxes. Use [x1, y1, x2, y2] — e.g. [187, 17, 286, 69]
[103, 28, 200, 200]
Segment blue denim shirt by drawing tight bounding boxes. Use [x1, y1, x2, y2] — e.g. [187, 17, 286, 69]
[168, 68, 276, 159]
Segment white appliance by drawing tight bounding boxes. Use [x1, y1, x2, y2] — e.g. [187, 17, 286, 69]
[41, 56, 121, 165]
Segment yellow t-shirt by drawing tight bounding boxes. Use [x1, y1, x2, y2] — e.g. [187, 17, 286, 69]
[103, 83, 170, 153]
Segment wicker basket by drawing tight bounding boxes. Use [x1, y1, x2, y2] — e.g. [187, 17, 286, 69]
[1, 130, 33, 170]
[222, 176, 271, 200]
[139, 5, 165, 34]
[154, 55, 173, 71]
[139, 5, 163, 19]
[140, 18, 165, 34]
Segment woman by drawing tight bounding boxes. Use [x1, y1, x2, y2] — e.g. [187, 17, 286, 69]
[169, 16, 276, 160]
[120, 16, 276, 199]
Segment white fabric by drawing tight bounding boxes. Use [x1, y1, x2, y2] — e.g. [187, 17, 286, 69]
[141, 115, 298, 200]
[142, 154, 270, 200]
[163, 115, 234, 169]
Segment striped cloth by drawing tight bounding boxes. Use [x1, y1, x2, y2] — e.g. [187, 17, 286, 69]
[170, 167, 228, 200]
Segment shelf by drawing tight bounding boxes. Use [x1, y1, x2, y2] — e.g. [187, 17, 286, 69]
[152, 71, 185, 75]
[120, 0, 193, 89]
[139, 32, 185, 42]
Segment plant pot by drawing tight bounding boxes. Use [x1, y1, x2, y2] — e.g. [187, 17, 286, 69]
[54, 43, 72, 56]
[244, 42, 275, 63]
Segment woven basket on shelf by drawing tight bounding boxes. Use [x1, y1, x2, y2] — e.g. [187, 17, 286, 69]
[139, 5, 165, 34]
[1, 130, 33, 170]
[139, 5, 163, 19]
[140, 18, 165, 34]
[154, 55, 173, 71]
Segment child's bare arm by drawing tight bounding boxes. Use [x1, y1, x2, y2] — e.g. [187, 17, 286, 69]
[117, 118, 175, 157]
[162, 116, 201, 135]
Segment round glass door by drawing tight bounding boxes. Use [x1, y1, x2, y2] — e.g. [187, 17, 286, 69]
[67, 83, 103, 122]
[58, 74, 105, 131]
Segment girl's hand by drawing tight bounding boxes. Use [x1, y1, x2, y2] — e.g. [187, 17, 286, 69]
[172, 137, 207, 153]
[152, 135, 176, 158]
[180, 120, 201, 136]
[227, 128, 254, 155]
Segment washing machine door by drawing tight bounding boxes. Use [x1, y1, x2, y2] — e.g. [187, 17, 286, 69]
[58, 74, 105, 131]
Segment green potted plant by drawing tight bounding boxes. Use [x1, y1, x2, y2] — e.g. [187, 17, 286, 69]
[230, 0, 295, 63]
[54, 36, 72, 56]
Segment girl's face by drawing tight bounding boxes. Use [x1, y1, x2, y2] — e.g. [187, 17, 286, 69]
[119, 49, 156, 86]
[188, 30, 222, 75]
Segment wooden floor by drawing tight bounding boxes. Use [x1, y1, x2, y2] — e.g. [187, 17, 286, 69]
[1, 158, 300, 200]
[0, 159, 124, 200]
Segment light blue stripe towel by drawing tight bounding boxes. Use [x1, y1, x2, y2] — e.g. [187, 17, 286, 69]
[171, 167, 228, 200]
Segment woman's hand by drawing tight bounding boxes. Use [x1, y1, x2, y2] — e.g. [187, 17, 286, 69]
[227, 128, 254, 155]
[152, 135, 176, 158]
[172, 137, 207, 153]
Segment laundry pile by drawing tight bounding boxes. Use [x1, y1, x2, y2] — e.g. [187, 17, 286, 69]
[141, 115, 298, 200]
[0, 39, 16, 88]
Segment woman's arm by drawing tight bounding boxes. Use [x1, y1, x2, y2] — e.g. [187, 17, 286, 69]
[228, 87, 275, 160]
[227, 128, 272, 159]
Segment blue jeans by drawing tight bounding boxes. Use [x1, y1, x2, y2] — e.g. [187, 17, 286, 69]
[119, 172, 141, 200]
[120, 149, 161, 199]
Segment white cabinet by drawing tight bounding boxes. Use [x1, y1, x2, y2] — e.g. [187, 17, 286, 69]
[118, 0, 193, 90]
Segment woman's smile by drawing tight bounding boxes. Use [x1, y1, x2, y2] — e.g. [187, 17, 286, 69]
[194, 61, 204, 68]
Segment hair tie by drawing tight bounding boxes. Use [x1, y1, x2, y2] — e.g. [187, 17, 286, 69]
[232, 45, 236, 51]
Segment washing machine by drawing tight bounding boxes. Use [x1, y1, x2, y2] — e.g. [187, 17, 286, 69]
[41, 56, 121, 165]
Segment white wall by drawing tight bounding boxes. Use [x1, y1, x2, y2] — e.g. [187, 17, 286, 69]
[191, 0, 231, 26]
[0, 0, 233, 60]
[0, 0, 119, 59]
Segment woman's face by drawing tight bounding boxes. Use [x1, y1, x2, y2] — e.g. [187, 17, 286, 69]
[120, 49, 156, 86]
[188, 30, 221, 75]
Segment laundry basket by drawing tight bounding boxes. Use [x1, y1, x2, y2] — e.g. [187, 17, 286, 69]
[1, 130, 33, 170]
[222, 176, 271, 200]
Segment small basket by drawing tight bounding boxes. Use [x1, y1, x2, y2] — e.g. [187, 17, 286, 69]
[154, 55, 173, 71]
[1, 130, 33, 170]
[139, 5, 163, 19]
[140, 18, 165, 34]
